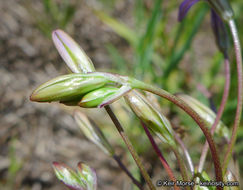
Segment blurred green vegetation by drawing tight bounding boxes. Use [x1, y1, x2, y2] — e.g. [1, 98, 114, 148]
[94, 0, 243, 182]
[25, 0, 76, 37]
[18, 0, 243, 188]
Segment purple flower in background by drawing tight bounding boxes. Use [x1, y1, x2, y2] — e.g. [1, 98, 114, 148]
[178, 0, 200, 22]
[178, 0, 233, 22]
[178, 0, 230, 55]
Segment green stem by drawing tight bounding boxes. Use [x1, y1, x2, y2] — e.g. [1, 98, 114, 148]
[130, 79, 223, 189]
[223, 19, 243, 175]
[105, 105, 155, 190]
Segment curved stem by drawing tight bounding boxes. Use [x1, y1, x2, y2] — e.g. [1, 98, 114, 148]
[141, 122, 179, 190]
[223, 19, 243, 175]
[105, 105, 156, 190]
[130, 80, 223, 189]
[174, 133, 194, 175]
[113, 155, 144, 190]
[198, 57, 230, 173]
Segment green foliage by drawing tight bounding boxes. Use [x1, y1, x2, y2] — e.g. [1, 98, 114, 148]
[26, 0, 76, 37]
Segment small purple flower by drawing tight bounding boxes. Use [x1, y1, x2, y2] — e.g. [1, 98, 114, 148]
[178, 0, 233, 22]
[178, 0, 200, 22]
[178, 0, 230, 55]
[211, 10, 229, 56]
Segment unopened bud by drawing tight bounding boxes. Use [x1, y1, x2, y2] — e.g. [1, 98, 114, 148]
[74, 110, 114, 156]
[79, 87, 120, 108]
[125, 90, 175, 146]
[30, 74, 110, 103]
[52, 29, 95, 74]
[77, 162, 97, 190]
[177, 94, 230, 139]
[207, 0, 234, 21]
[52, 162, 85, 190]
[211, 10, 229, 55]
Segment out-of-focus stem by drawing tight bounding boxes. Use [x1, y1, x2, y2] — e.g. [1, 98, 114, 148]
[223, 19, 243, 175]
[141, 122, 179, 190]
[198, 57, 230, 173]
[113, 155, 143, 190]
[105, 105, 155, 190]
[174, 133, 194, 175]
[170, 146, 189, 185]
[130, 80, 223, 189]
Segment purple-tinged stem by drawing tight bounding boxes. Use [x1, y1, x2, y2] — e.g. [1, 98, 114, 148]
[223, 19, 243, 175]
[174, 133, 194, 175]
[131, 80, 223, 190]
[141, 122, 179, 190]
[113, 155, 143, 190]
[198, 57, 230, 173]
[105, 105, 155, 190]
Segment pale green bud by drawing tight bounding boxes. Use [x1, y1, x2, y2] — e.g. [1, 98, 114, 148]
[79, 87, 120, 108]
[74, 110, 114, 156]
[30, 74, 110, 103]
[52, 29, 95, 74]
[177, 94, 230, 139]
[125, 90, 175, 146]
[52, 162, 86, 190]
[77, 162, 97, 190]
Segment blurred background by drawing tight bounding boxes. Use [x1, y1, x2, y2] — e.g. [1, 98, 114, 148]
[0, 0, 243, 189]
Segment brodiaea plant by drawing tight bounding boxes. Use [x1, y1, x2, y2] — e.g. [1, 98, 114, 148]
[30, 0, 241, 189]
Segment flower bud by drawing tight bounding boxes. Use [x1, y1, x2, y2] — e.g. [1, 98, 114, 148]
[74, 110, 114, 156]
[79, 87, 120, 108]
[52, 29, 95, 74]
[177, 94, 230, 139]
[207, 0, 234, 21]
[125, 90, 175, 146]
[52, 162, 85, 190]
[77, 162, 97, 190]
[211, 10, 229, 56]
[30, 74, 110, 103]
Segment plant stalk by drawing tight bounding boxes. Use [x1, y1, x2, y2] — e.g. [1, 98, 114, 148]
[174, 133, 194, 175]
[113, 155, 144, 190]
[130, 80, 223, 189]
[105, 105, 155, 190]
[170, 146, 189, 184]
[141, 122, 179, 190]
[198, 57, 230, 173]
[223, 19, 243, 175]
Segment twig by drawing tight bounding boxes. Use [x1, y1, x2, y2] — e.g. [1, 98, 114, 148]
[105, 105, 155, 190]
[141, 122, 179, 190]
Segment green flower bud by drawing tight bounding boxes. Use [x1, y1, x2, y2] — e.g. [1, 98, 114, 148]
[177, 94, 230, 139]
[79, 87, 120, 108]
[53, 162, 97, 190]
[52, 162, 86, 190]
[124, 90, 175, 146]
[52, 29, 95, 74]
[74, 110, 114, 156]
[77, 162, 97, 190]
[30, 74, 110, 103]
[207, 0, 234, 21]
